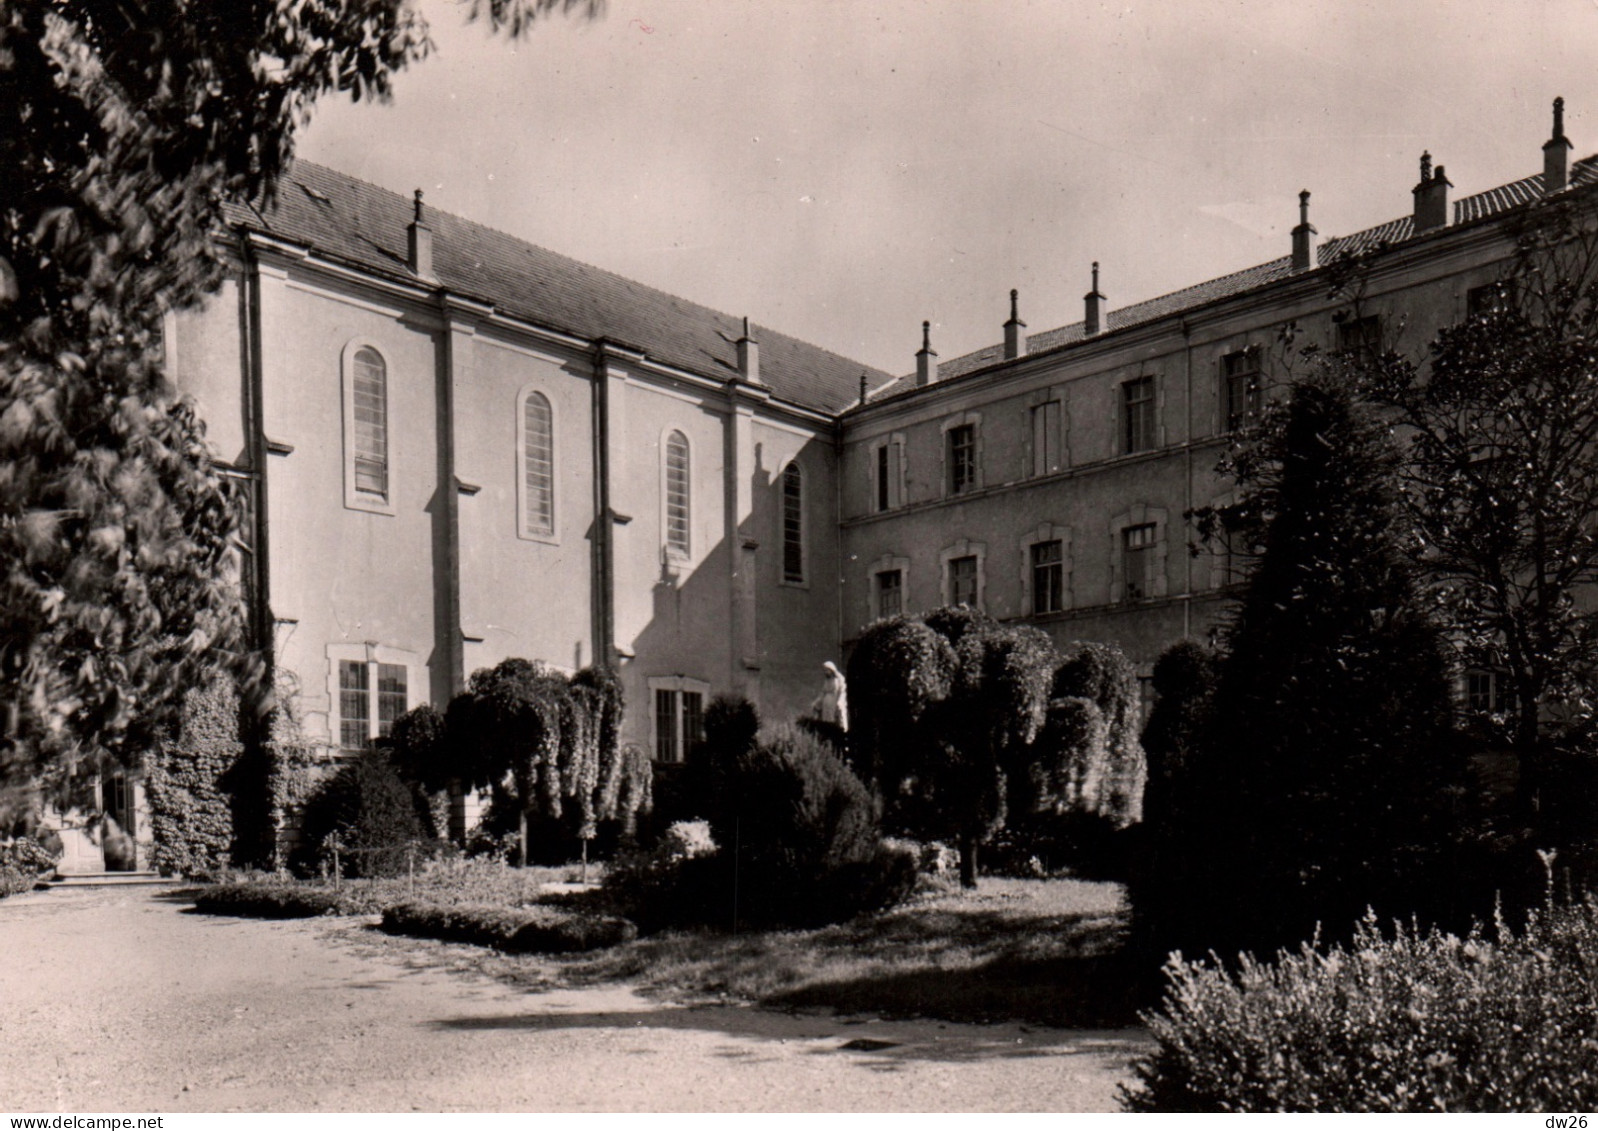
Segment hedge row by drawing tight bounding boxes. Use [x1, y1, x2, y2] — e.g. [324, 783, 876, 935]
[191, 881, 365, 918]
[380, 900, 637, 953]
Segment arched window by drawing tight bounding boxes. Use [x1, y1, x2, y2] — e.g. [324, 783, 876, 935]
[351, 346, 388, 497]
[519, 390, 555, 538]
[781, 462, 805, 583]
[664, 430, 690, 559]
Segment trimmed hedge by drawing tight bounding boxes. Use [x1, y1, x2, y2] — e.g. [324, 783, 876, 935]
[192, 880, 359, 918]
[147, 677, 243, 877]
[1124, 898, 1598, 1112]
[381, 900, 637, 953]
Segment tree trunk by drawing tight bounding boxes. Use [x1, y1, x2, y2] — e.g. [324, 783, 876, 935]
[959, 834, 978, 888]
[518, 808, 529, 868]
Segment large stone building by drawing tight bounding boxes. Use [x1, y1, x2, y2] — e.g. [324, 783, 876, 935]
[166, 101, 1594, 774]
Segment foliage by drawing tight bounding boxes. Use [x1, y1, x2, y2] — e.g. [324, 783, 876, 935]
[1358, 200, 1598, 812]
[192, 879, 352, 919]
[1174, 374, 1465, 959]
[849, 610, 1144, 887]
[0, 836, 56, 896]
[381, 900, 636, 953]
[446, 659, 649, 862]
[293, 748, 424, 879]
[145, 676, 242, 877]
[1124, 897, 1598, 1112]
[0, 0, 599, 817]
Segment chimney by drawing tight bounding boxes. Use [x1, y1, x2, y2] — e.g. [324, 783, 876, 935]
[407, 188, 434, 279]
[1003, 289, 1027, 360]
[915, 320, 938, 387]
[1084, 262, 1106, 336]
[735, 316, 761, 385]
[1544, 96, 1572, 195]
[1412, 152, 1451, 234]
[1291, 190, 1318, 272]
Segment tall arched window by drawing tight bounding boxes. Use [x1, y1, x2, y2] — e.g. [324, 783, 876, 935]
[664, 430, 690, 559]
[351, 346, 388, 497]
[519, 390, 554, 538]
[781, 461, 805, 583]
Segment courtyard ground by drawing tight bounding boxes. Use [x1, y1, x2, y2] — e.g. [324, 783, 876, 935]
[0, 885, 1146, 1112]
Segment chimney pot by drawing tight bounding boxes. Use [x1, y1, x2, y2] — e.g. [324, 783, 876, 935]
[1084, 262, 1106, 336]
[1413, 154, 1451, 233]
[1292, 189, 1318, 272]
[1003, 288, 1027, 360]
[915, 320, 938, 387]
[735, 316, 761, 385]
[1544, 96, 1573, 195]
[407, 188, 435, 279]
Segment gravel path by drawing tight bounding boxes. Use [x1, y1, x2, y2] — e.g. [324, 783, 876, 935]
[0, 886, 1145, 1112]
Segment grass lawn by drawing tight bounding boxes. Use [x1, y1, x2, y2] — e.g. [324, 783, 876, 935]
[402, 875, 1139, 1029]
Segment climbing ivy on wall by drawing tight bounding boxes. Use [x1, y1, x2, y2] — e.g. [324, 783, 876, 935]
[146, 676, 243, 877]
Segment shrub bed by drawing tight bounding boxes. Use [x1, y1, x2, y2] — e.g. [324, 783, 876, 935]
[192, 880, 362, 918]
[1124, 899, 1598, 1112]
[381, 900, 637, 953]
[1, 838, 58, 898]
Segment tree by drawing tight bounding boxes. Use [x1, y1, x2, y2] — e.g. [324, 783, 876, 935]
[1362, 197, 1598, 815]
[848, 608, 1144, 886]
[1178, 373, 1463, 958]
[0, 0, 597, 816]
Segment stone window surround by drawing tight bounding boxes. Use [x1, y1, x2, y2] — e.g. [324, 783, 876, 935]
[660, 426, 692, 569]
[324, 641, 421, 756]
[515, 384, 558, 544]
[648, 675, 710, 764]
[868, 431, 908, 513]
[1117, 373, 1166, 456]
[1023, 388, 1069, 479]
[940, 411, 984, 497]
[939, 537, 988, 611]
[868, 552, 911, 622]
[341, 337, 396, 516]
[779, 459, 808, 588]
[1109, 505, 1169, 604]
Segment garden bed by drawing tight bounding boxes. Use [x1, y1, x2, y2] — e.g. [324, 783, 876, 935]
[380, 900, 636, 953]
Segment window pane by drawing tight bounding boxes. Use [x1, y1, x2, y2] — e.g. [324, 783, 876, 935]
[950, 555, 978, 607]
[377, 663, 407, 738]
[782, 463, 804, 582]
[1032, 401, 1061, 476]
[876, 444, 890, 512]
[1031, 539, 1063, 614]
[523, 392, 554, 535]
[1123, 377, 1155, 453]
[948, 425, 977, 494]
[682, 692, 705, 759]
[877, 569, 902, 619]
[1337, 315, 1381, 362]
[352, 348, 388, 496]
[1124, 524, 1156, 600]
[655, 689, 679, 763]
[339, 660, 370, 752]
[665, 432, 690, 557]
[1222, 351, 1260, 432]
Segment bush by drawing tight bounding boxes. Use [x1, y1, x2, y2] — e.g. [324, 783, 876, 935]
[1123, 898, 1598, 1112]
[292, 749, 425, 878]
[193, 880, 355, 918]
[0, 837, 57, 897]
[146, 677, 243, 877]
[381, 900, 637, 953]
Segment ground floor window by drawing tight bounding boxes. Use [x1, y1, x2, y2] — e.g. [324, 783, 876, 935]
[877, 569, 904, 618]
[339, 659, 408, 753]
[1466, 669, 1513, 715]
[651, 677, 708, 763]
[1123, 523, 1157, 601]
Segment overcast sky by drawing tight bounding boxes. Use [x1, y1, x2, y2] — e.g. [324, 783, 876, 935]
[299, 0, 1598, 376]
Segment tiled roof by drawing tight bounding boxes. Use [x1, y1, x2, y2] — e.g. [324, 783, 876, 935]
[895, 155, 1598, 394]
[223, 161, 896, 415]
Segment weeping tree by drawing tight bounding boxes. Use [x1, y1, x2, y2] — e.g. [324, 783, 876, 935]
[848, 608, 1145, 886]
[447, 658, 648, 865]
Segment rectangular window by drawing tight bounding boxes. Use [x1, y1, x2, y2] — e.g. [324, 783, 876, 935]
[949, 555, 978, 607]
[1031, 539, 1064, 615]
[1336, 314, 1381, 363]
[377, 663, 407, 739]
[1031, 401, 1063, 476]
[682, 691, 705, 760]
[1123, 377, 1156, 453]
[875, 444, 894, 512]
[1124, 523, 1156, 601]
[947, 424, 976, 495]
[1221, 350, 1261, 432]
[665, 431, 691, 558]
[1467, 282, 1513, 319]
[877, 568, 903, 619]
[654, 688, 680, 763]
[351, 348, 389, 497]
[339, 660, 371, 752]
[1467, 670, 1513, 714]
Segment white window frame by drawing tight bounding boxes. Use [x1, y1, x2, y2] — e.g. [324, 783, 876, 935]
[939, 538, 988, 611]
[516, 385, 558, 542]
[1025, 390, 1068, 478]
[868, 553, 911, 622]
[661, 428, 692, 564]
[648, 675, 710, 764]
[869, 431, 907, 513]
[326, 643, 419, 756]
[341, 338, 395, 515]
[779, 460, 807, 587]
[1109, 506, 1170, 603]
[1020, 522, 1073, 616]
[940, 412, 984, 497]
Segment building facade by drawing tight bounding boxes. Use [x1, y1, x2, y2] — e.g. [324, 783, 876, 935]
[167, 103, 1594, 778]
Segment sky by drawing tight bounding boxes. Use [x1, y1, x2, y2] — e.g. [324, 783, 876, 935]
[298, 0, 1598, 376]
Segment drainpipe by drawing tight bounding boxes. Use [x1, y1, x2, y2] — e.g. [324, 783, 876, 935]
[236, 232, 273, 664]
[591, 341, 616, 670]
[1181, 318, 1193, 641]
